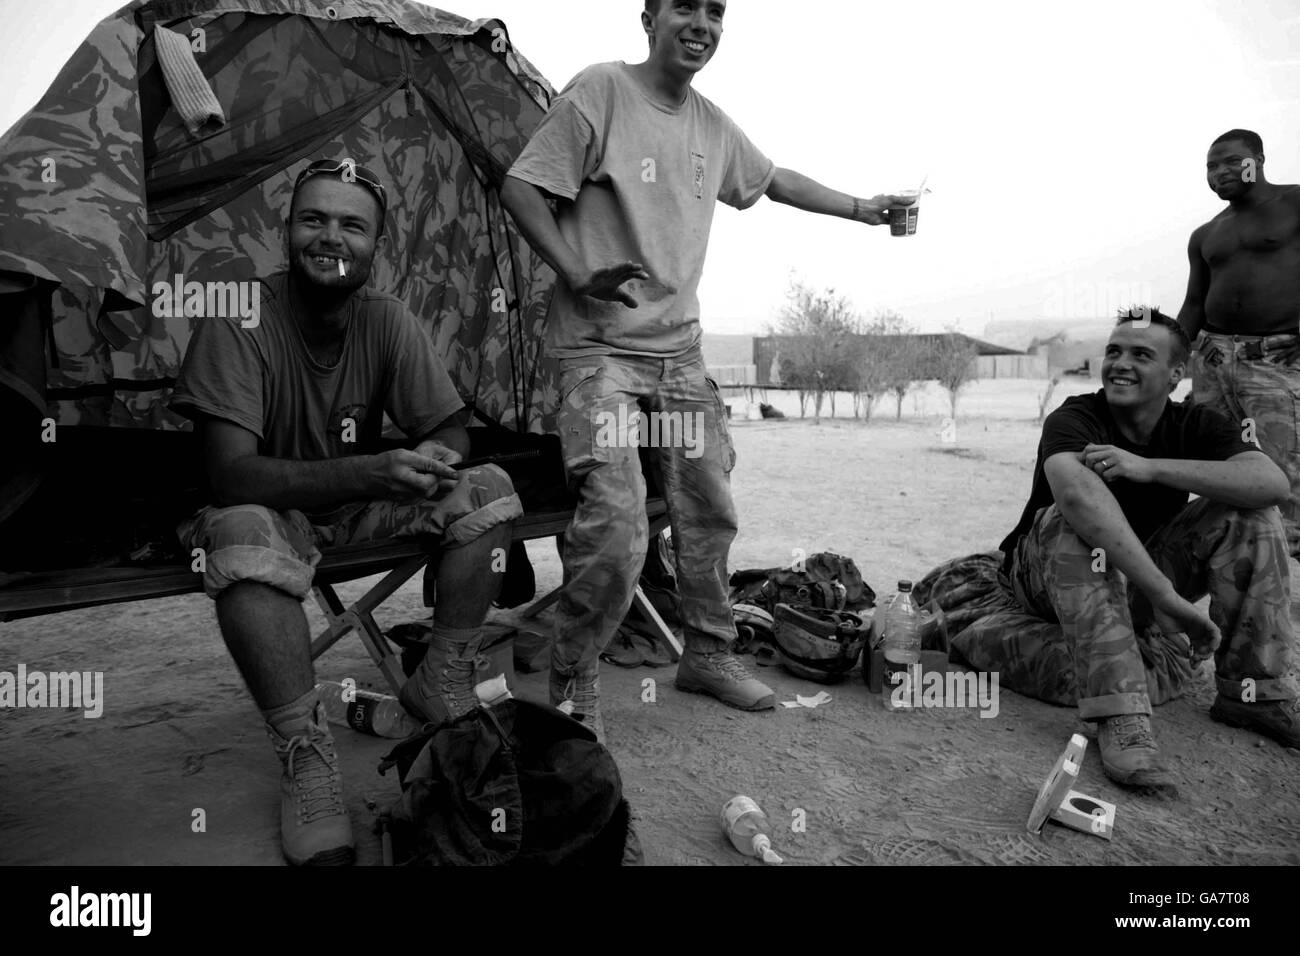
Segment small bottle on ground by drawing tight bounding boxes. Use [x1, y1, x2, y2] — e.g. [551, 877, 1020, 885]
[880, 580, 922, 711]
[721, 795, 783, 864]
[316, 681, 424, 739]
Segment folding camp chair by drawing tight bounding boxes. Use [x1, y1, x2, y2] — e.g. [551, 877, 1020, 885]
[306, 500, 679, 694]
[0, 501, 679, 696]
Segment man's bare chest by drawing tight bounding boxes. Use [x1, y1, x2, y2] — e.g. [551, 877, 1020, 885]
[1203, 195, 1300, 265]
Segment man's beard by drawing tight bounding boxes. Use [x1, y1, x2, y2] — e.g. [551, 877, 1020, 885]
[288, 249, 372, 307]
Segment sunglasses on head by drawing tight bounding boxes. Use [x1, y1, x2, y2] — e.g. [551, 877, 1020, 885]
[293, 158, 388, 219]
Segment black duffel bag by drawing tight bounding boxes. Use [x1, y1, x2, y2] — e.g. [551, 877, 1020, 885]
[379, 698, 642, 866]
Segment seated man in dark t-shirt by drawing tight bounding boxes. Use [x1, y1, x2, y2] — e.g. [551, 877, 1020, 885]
[976, 310, 1296, 787]
[170, 160, 523, 866]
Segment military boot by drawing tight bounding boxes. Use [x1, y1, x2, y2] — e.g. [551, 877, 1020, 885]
[550, 664, 605, 744]
[399, 631, 482, 726]
[1098, 713, 1175, 787]
[1210, 694, 1300, 748]
[675, 649, 776, 711]
[266, 702, 355, 866]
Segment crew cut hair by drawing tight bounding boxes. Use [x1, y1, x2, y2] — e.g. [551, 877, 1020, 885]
[1114, 306, 1191, 365]
[1212, 128, 1264, 155]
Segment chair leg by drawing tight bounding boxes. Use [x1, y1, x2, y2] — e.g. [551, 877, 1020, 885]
[352, 609, 407, 696]
[631, 585, 683, 661]
[310, 586, 408, 696]
[310, 553, 428, 696]
[521, 585, 562, 620]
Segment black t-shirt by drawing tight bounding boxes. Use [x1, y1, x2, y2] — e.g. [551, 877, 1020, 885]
[998, 390, 1256, 574]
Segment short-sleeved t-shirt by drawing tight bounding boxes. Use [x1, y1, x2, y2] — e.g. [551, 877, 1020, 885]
[998, 390, 1257, 574]
[507, 61, 776, 359]
[170, 272, 464, 462]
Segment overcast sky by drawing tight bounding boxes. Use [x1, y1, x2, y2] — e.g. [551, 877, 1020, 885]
[1, 0, 1297, 337]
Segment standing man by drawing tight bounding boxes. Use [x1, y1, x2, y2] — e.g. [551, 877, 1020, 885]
[1177, 128, 1300, 557]
[501, 0, 913, 737]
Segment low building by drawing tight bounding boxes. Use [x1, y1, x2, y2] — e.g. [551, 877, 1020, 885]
[751, 333, 1047, 386]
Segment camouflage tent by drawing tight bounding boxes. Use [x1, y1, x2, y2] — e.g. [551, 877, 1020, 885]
[0, 0, 561, 527]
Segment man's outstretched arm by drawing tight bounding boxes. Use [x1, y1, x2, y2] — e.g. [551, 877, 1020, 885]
[764, 168, 912, 226]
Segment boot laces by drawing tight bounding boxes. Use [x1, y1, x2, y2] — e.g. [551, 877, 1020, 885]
[438, 651, 480, 709]
[272, 716, 344, 825]
[556, 670, 600, 717]
[1111, 714, 1155, 750]
[702, 651, 753, 683]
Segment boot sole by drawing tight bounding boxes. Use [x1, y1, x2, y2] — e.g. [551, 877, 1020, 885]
[674, 678, 775, 711]
[1210, 703, 1300, 748]
[289, 845, 356, 867]
[1100, 759, 1176, 789]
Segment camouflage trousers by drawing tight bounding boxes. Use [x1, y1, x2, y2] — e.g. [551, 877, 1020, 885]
[1192, 330, 1300, 557]
[916, 498, 1296, 719]
[553, 350, 738, 674]
[176, 465, 521, 600]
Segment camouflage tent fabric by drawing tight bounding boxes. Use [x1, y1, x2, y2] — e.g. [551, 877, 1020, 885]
[0, 0, 560, 434]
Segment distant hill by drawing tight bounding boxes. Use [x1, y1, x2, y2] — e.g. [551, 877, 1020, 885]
[982, 317, 1115, 352]
[982, 317, 1118, 375]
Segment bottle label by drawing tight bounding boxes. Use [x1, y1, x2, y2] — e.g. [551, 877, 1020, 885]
[722, 795, 761, 831]
[345, 696, 379, 735]
[883, 646, 920, 665]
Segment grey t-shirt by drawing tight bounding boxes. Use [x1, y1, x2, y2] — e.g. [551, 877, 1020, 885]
[170, 272, 464, 461]
[508, 61, 776, 358]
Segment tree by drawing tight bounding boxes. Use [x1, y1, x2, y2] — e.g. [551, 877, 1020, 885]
[871, 334, 924, 420]
[849, 335, 882, 420]
[772, 278, 859, 424]
[922, 332, 981, 418]
[855, 311, 917, 422]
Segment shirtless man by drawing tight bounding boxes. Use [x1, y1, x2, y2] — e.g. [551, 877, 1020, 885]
[1177, 128, 1300, 557]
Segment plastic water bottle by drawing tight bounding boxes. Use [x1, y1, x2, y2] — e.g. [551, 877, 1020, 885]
[316, 681, 424, 739]
[721, 795, 783, 864]
[880, 580, 921, 711]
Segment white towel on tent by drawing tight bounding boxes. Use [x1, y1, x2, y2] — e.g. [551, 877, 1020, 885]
[154, 26, 225, 136]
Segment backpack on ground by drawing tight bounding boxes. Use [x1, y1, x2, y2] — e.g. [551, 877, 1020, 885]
[378, 698, 642, 866]
[728, 551, 876, 614]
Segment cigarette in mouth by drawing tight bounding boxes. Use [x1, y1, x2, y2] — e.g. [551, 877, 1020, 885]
[338, 259, 347, 278]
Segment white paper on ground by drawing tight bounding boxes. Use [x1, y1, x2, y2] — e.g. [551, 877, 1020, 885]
[781, 691, 832, 709]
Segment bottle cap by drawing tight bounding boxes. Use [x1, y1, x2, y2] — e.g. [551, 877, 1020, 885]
[753, 834, 783, 865]
[897, 580, 912, 591]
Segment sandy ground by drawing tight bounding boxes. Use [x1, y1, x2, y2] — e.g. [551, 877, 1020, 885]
[2, 406, 1298, 866]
